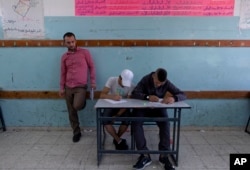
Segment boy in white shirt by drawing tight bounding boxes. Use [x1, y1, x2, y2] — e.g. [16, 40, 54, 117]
[100, 69, 134, 150]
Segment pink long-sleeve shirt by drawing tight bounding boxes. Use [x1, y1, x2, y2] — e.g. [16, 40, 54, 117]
[60, 47, 96, 90]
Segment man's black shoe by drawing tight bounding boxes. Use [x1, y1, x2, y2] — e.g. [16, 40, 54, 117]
[114, 139, 128, 150]
[133, 154, 152, 170]
[73, 133, 81, 143]
[159, 155, 175, 170]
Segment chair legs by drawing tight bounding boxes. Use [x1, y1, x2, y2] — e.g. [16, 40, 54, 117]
[102, 124, 106, 146]
[0, 106, 6, 131]
[245, 115, 250, 134]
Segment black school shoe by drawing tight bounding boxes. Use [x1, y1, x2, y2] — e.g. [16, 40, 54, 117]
[159, 156, 175, 170]
[113, 138, 129, 150]
[73, 133, 81, 143]
[133, 154, 152, 170]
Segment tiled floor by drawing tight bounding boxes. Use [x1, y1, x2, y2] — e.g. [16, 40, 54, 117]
[0, 127, 249, 170]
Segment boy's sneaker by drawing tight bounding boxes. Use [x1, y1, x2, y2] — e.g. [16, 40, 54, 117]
[133, 154, 152, 170]
[159, 155, 175, 170]
[114, 139, 129, 150]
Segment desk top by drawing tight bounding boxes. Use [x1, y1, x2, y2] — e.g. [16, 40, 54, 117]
[95, 99, 191, 109]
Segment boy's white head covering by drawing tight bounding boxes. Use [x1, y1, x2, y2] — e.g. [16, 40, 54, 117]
[121, 69, 134, 87]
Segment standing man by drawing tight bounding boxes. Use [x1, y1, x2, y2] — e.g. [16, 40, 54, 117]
[59, 32, 96, 143]
[100, 69, 134, 150]
[131, 68, 186, 170]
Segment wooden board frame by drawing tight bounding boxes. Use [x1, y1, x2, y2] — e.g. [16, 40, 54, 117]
[0, 91, 249, 99]
[1, 40, 250, 47]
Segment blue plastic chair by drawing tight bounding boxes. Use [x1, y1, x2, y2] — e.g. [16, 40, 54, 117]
[245, 115, 250, 134]
[245, 114, 250, 134]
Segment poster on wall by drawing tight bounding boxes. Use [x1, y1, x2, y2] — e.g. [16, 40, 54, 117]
[75, 0, 234, 16]
[0, 0, 44, 39]
[239, 0, 250, 29]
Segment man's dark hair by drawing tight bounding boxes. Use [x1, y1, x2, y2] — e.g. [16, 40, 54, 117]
[156, 68, 167, 82]
[63, 32, 75, 40]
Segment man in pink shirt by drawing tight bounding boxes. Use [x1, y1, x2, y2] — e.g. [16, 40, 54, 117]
[59, 32, 96, 142]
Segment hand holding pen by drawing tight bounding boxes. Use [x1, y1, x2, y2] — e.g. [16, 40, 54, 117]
[148, 95, 159, 102]
[112, 94, 122, 101]
[113, 89, 122, 101]
[161, 96, 175, 104]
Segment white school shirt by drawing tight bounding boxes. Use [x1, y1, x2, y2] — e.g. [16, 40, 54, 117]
[105, 77, 134, 98]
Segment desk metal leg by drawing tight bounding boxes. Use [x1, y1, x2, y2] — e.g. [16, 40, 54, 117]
[130, 109, 136, 150]
[170, 108, 177, 166]
[101, 110, 107, 147]
[131, 123, 135, 150]
[102, 124, 106, 147]
[169, 108, 181, 166]
[172, 109, 177, 152]
[96, 108, 102, 166]
[175, 108, 182, 166]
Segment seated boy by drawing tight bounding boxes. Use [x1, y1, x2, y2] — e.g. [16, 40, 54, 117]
[100, 69, 134, 150]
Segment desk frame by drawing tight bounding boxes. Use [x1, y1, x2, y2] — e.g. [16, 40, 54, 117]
[95, 99, 191, 166]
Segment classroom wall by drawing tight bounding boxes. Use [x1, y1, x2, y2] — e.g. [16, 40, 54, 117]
[0, 1, 250, 128]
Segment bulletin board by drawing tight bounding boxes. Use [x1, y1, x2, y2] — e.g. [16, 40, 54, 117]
[75, 0, 234, 16]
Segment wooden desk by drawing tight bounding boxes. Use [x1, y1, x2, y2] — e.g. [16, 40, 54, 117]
[94, 99, 191, 166]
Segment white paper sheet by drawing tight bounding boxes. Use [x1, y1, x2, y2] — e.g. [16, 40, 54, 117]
[104, 99, 127, 104]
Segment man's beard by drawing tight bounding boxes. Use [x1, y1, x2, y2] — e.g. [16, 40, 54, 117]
[68, 46, 76, 52]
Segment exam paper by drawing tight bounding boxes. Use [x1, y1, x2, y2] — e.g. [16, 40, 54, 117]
[148, 101, 167, 106]
[148, 99, 169, 107]
[104, 99, 127, 104]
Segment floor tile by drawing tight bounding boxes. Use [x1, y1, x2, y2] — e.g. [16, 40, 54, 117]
[0, 127, 249, 170]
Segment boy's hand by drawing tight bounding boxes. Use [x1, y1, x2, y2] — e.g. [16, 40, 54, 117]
[162, 97, 175, 104]
[113, 95, 122, 101]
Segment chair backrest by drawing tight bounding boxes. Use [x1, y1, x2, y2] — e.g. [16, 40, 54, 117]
[0, 106, 6, 131]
